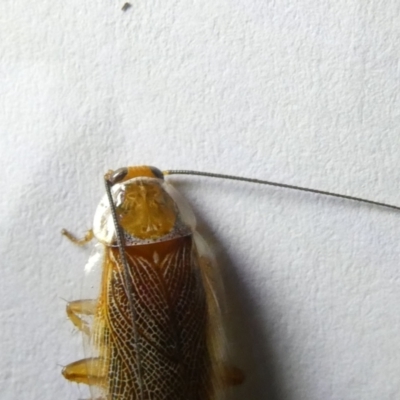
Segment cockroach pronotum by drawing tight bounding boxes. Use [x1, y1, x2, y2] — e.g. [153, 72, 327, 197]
[61, 165, 400, 400]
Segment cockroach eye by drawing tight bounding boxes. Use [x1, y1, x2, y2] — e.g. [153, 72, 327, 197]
[109, 168, 128, 185]
[149, 166, 164, 180]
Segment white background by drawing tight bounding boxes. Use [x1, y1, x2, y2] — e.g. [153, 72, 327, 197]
[1, 1, 400, 399]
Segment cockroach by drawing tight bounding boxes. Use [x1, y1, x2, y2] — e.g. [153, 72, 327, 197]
[61, 165, 400, 400]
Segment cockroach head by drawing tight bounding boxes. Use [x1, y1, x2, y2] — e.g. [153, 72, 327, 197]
[106, 166, 164, 186]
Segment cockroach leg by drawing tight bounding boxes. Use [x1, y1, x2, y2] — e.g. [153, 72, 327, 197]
[62, 357, 106, 386]
[61, 228, 94, 246]
[66, 299, 97, 336]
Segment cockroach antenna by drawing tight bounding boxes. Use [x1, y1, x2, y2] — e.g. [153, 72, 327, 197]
[164, 169, 400, 212]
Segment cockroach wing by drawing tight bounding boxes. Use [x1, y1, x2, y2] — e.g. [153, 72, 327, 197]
[79, 238, 230, 399]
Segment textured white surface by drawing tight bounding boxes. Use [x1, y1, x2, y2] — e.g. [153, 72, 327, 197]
[1, 0, 400, 399]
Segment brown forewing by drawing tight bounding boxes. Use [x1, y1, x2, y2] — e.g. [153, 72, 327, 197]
[93, 235, 214, 400]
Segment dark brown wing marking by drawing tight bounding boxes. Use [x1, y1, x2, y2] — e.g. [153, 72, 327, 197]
[95, 235, 213, 400]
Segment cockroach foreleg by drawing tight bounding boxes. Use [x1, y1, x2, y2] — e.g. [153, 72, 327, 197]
[66, 299, 97, 336]
[62, 357, 106, 386]
[62, 229, 94, 246]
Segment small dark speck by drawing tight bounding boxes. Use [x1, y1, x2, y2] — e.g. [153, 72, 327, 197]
[122, 3, 132, 11]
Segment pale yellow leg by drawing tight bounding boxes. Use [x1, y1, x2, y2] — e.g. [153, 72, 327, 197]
[66, 299, 97, 336]
[61, 228, 94, 246]
[62, 357, 106, 386]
